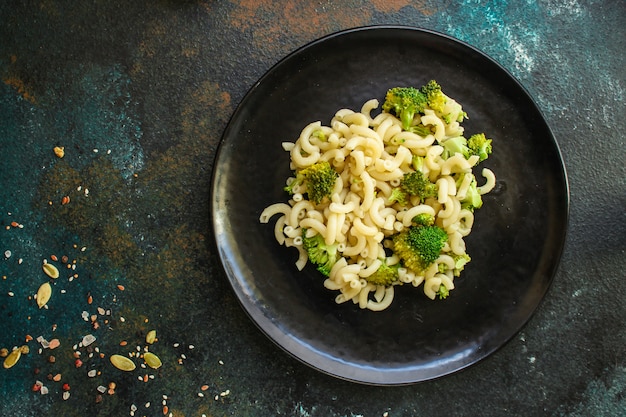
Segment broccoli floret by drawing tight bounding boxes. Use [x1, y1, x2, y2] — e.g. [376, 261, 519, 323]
[382, 87, 427, 130]
[452, 253, 471, 277]
[412, 213, 435, 227]
[284, 161, 338, 204]
[388, 187, 407, 206]
[400, 171, 438, 202]
[301, 229, 340, 276]
[411, 155, 425, 172]
[312, 129, 326, 141]
[440, 136, 470, 160]
[421, 80, 446, 114]
[436, 284, 449, 299]
[392, 225, 448, 274]
[467, 133, 492, 162]
[366, 260, 400, 286]
[461, 177, 483, 212]
[407, 124, 434, 137]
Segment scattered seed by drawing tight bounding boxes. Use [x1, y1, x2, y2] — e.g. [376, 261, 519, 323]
[116, 284, 125, 291]
[52, 373, 62, 382]
[50, 254, 58, 261]
[53, 146, 65, 158]
[61, 196, 70, 205]
[110, 354, 136, 371]
[163, 406, 169, 415]
[42, 263, 59, 279]
[4, 250, 11, 258]
[143, 352, 162, 369]
[62, 391, 70, 400]
[3, 348, 21, 369]
[48, 339, 60, 350]
[201, 385, 209, 391]
[0, 348, 8, 357]
[82, 334, 96, 347]
[145, 330, 157, 345]
[97, 385, 107, 394]
[37, 282, 52, 308]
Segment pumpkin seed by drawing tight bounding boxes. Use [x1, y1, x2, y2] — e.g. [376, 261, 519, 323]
[110, 354, 136, 371]
[36, 282, 52, 308]
[145, 330, 156, 345]
[3, 348, 21, 369]
[143, 352, 162, 369]
[42, 263, 59, 279]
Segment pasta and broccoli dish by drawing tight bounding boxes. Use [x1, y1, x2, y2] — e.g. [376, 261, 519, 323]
[260, 80, 496, 311]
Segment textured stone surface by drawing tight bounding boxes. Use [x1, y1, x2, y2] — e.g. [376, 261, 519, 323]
[0, 1, 624, 416]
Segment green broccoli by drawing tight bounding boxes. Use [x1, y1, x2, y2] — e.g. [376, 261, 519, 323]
[467, 133, 492, 162]
[400, 171, 438, 202]
[412, 213, 435, 227]
[284, 161, 338, 204]
[366, 260, 400, 286]
[382, 87, 427, 130]
[436, 284, 449, 299]
[392, 224, 448, 274]
[452, 253, 471, 277]
[461, 177, 483, 212]
[388, 187, 407, 206]
[407, 124, 434, 137]
[301, 229, 340, 276]
[411, 155, 425, 172]
[421, 80, 446, 114]
[440, 136, 470, 160]
[311, 130, 326, 141]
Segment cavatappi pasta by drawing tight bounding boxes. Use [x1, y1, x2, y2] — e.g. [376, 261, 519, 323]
[260, 91, 496, 311]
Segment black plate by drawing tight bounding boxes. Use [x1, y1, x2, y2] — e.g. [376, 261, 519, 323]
[211, 26, 569, 385]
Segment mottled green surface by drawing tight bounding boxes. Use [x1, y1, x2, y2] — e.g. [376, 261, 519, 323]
[1, 1, 624, 416]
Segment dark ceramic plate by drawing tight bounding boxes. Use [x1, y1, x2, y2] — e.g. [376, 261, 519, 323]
[211, 26, 569, 385]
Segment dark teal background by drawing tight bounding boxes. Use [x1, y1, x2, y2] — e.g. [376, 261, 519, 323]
[1, 1, 624, 416]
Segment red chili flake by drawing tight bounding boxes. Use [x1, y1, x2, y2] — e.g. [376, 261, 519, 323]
[87, 295, 93, 304]
[62, 383, 70, 391]
[61, 196, 70, 205]
[10, 221, 19, 228]
[75, 359, 83, 368]
[25, 334, 33, 342]
[32, 383, 41, 392]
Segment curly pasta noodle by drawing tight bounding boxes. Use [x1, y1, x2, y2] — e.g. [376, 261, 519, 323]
[260, 94, 496, 311]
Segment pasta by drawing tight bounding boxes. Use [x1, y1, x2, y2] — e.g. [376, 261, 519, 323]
[260, 85, 496, 311]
